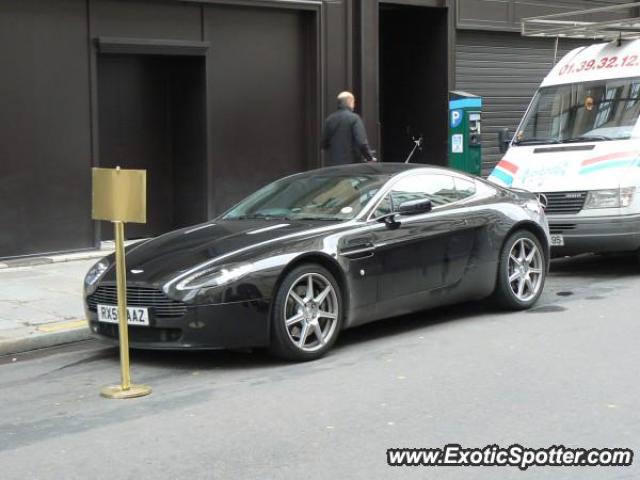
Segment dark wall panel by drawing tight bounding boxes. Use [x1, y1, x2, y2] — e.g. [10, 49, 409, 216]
[455, 30, 587, 174]
[93, 0, 202, 40]
[204, 6, 316, 214]
[356, 1, 381, 152]
[324, 0, 350, 117]
[0, 0, 92, 258]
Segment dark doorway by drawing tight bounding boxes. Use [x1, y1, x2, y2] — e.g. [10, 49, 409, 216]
[97, 54, 207, 240]
[379, 4, 448, 164]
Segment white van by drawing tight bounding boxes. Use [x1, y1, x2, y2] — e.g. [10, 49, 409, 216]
[489, 39, 640, 256]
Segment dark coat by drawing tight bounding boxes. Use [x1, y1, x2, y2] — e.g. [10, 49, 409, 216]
[321, 106, 375, 166]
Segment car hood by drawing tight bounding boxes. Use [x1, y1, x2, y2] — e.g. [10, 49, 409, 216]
[101, 219, 339, 285]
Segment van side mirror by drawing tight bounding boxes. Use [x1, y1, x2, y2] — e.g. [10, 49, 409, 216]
[498, 128, 513, 154]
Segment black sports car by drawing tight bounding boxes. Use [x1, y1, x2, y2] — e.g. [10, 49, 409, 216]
[84, 163, 549, 360]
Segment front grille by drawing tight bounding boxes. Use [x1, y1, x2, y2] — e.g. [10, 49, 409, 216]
[539, 191, 587, 214]
[549, 223, 577, 234]
[87, 285, 187, 318]
[97, 323, 182, 343]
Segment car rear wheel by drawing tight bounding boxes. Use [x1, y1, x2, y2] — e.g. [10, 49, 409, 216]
[270, 264, 343, 361]
[493, 230, 546, 310]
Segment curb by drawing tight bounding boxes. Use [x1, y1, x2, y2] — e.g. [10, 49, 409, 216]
[0, 239, 146, 270]
[0, 251, 108, 270]
[0, 325, 92, 357]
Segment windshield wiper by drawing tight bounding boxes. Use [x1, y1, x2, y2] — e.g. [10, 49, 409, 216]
[232, 213, 291, 221]
[293, 216, 340, 221]
[513, 138, 560, 146]
[559, 135, 615, 143]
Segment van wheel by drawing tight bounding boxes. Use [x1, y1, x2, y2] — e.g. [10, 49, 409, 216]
[269, 264, 343, 361]
[493, 230, 546, 310]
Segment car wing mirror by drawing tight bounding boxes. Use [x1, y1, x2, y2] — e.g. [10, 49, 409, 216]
[376, 212, 401, 230]
[397, 198, 433, 216]
[375, 199, 432, 229]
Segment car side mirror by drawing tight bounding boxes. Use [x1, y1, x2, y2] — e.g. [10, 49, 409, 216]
[397, 198, 433, 216]
[498, 128, 513, 154]
[375, 198, 432, 230]
[377, 213, 401, 230]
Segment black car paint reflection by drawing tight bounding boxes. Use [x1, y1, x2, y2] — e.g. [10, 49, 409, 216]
[84, 163, 549, 351]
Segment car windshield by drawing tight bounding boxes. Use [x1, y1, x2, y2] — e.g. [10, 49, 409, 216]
[515, 77, 640, 145]
[223, 173, 388, 221]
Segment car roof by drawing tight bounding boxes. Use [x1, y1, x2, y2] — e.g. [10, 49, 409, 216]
[302, 162, 458, 179]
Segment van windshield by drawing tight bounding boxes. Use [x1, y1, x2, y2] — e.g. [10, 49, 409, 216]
[515, 77, 640, 145]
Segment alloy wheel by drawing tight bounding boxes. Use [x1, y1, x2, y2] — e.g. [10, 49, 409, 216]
[284, 273, 339, 352]
[508, 237, 544, 302]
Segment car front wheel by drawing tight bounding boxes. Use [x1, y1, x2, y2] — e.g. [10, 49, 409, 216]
[270, 264, 343, 361]
[493, 230, 547, 310]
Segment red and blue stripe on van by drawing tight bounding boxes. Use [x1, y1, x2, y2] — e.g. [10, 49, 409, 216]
[488, 159, 518, 186]
[579, 151, 640, 174]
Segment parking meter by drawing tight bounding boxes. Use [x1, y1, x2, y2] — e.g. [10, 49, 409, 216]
[448, 91, 482, 176]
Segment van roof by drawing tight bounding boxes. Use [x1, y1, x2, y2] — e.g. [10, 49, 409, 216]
[542, 39, 640, 87]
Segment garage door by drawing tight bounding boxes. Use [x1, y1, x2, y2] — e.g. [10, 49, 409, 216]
[455, 30, 587, 175]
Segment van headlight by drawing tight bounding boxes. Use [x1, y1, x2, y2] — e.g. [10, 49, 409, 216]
[175, 262, 254, 291]
[84, 259, 109, 294]
[584, 187, 635, 209]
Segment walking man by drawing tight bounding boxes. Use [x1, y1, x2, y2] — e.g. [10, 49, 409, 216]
[321, 91, 377, 166]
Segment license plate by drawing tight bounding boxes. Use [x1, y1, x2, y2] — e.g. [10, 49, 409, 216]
[550, 234, 565, 247]
[97, 304, 150, 326]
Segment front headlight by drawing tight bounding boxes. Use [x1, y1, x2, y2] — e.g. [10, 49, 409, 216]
[84, 259, 109, 294]
[584, 187, 635, 209]
[175, 262, 253, 291]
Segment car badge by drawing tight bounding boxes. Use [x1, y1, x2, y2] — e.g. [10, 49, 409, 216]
[536, 193, 548, 210]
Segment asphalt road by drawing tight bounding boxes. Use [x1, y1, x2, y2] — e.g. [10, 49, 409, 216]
[1, 254, 638, 480]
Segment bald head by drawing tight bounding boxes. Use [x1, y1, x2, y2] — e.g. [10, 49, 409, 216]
[337, 91, 355, 110]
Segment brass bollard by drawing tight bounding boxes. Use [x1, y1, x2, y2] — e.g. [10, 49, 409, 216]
[92, 167, 151, 399]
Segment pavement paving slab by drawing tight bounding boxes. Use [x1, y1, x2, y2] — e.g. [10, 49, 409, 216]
[0, 257, 103, 356]
[0, 241, 145, 355]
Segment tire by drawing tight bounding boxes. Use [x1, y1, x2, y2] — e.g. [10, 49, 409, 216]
[492, 230, 547, 310]
[269, 264, 343, 361]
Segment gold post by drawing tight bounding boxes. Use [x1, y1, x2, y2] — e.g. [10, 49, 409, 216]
[96, 167, 151, 400]
[114, 220, 131, 390]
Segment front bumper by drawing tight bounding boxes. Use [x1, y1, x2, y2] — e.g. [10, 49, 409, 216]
[548, 213, 640, 256]
[86, 299, 271, 350]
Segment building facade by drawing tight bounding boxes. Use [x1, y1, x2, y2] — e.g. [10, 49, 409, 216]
[0, 0, 631, 258]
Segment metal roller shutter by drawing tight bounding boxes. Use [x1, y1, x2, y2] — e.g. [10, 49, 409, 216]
[455, 30, 587, 175]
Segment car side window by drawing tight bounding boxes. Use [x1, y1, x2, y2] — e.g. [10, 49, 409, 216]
[454, 177, 476, 201]
[373, 174, 473, 218]
[392, 174, 457, 208]
[373, 194, 393, 217]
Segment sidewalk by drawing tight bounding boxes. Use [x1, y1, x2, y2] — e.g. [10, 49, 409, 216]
[0, 250, 111, 356]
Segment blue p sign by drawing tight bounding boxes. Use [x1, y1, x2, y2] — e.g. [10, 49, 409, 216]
[450, 109, 463, 129]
